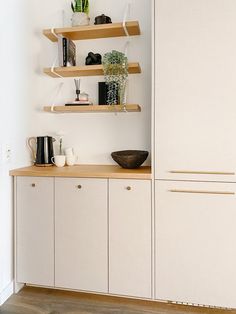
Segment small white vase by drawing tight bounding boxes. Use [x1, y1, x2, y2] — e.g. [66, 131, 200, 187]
[72, 12, 90, 27]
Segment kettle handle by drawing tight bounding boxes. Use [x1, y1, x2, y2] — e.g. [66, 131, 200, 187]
[27, 137, 36, 163]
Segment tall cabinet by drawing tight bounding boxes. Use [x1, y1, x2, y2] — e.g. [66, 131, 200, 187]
[154, 0, 236, 308]
[154, 0, 236, 182]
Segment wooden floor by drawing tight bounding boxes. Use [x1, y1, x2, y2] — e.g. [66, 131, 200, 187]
[1, 287, 236, 314]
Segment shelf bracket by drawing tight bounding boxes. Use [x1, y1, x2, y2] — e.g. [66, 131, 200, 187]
[49, 28, 63, 78]
[50, 27, 58, 42]
[123, 2, 131, 37]
[48, 82, 64, 113]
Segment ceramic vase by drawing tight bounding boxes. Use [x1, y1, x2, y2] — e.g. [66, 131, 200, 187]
[72, 12, 90, 27]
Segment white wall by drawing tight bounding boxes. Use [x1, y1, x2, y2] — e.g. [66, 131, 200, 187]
[0, 0, 32, 304]
[0, 0, 151, 304]
[25, 0, 152, 164]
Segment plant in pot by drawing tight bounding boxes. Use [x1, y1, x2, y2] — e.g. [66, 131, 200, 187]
[102, 50, 128, 108]
[71, 0, 90, 27]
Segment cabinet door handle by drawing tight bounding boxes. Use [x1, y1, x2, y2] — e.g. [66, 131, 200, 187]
[126, 186, 132, 191]
[77, 185, 82, 189]
[31, 183, 36, 187]
[169, 189, 235, 195]
[169, 170, 235, 175]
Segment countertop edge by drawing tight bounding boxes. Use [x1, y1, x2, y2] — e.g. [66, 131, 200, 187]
[9, 165, 152, 180]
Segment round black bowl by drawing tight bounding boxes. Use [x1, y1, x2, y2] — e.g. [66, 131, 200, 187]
[111, 150, 149, 169]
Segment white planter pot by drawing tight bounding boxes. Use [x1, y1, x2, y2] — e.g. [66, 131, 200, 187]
[72, 12, 90, 27]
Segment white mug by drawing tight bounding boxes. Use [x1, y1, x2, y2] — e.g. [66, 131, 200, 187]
[65, 147, 74, 156]
[66, 155, 78, 166]
[51, 155, 66, 167]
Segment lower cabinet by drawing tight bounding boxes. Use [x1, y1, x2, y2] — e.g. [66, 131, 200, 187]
[55, 178, 108, 293]
[109, 179, 152, 298]
[16, 176, 54, 286]
[15, 176, 152, 298]
[155, 180, 236, 308]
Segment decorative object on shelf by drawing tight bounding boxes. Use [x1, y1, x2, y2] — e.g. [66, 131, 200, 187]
[65, 79, 92, 106]
[111, 150, 149, 169]
[79, 92, 89, 101]
[98, 82, 118, 105]
[94, 14, 112, 25]
[103, 50, 128, 106]
[71, 0, 90, 26]
[74, 79, 80, 100]
[85, 52, 102, 65]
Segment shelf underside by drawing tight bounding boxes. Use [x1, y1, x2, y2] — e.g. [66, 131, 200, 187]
[43, 105, 141, 113]
[43, 21, 141, 42]
[44, 63, 141, 78]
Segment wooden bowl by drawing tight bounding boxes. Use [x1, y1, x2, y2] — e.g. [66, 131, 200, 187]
[111, 150, 149, 169]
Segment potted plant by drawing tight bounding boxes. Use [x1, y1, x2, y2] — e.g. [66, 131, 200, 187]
[71, 0, 90, 27]
[102, 50, 128, 107]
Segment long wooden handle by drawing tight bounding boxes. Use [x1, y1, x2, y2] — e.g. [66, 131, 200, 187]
[169, 189, 235, 195]
[169, 170, 235, 175]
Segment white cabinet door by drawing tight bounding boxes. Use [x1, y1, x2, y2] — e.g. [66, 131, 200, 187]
[155, 0, 236, 182]
[155, 180, 236, 308]
[109, 179, 151, 298]
[16, 176, 54, 286]
[55, 178, 108, 293]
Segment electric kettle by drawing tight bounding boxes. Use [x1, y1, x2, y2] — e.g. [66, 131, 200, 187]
[28, 136, 55, 166]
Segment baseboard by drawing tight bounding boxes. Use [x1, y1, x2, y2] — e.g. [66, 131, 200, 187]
[0, 281, 13, 306]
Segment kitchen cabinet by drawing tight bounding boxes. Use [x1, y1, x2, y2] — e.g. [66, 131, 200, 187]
[55, 178, 108, 293]
[109, 179, 152, 298]
[155, 180, 236, 308]
[13, 169, 152, 298]
[16, 176, 54, 286]
[154, 0, 236, 182]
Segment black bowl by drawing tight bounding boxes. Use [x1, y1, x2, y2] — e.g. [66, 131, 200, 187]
[111, 150, 149, 169]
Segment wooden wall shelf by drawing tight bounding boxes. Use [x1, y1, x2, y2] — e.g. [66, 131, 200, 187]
[43, 105, 141, 113]
[43, 21, 141, 42]
[43, 63, 141, 78]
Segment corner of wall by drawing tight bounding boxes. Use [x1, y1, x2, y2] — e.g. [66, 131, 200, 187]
[0, 281, 14, 306]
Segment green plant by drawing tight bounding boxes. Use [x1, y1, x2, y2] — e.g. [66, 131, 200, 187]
[71, 0, 89, 14]
[103, 50, 128, 106]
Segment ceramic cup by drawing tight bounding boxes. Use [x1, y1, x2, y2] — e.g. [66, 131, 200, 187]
[66, 155, 78, 166]
[65, 147, 74, 156]
[51, 155, 66, 167]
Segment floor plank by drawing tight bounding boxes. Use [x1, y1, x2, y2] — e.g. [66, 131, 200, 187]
[0, 287, 236, 314]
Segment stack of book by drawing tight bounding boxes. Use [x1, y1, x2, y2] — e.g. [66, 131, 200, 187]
[58, 35, 76, 67]
[65, 101, 93, 106]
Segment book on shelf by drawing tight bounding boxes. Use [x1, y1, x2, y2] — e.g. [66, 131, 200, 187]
[65, 100, 93, 106]
[58, 35, 76, 67]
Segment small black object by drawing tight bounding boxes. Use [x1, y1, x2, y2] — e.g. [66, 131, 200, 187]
[85, 52, 102, 65]
[94, 14, 112, 25]
[111, 150, 149, 169]
[98, 82, 107, 105]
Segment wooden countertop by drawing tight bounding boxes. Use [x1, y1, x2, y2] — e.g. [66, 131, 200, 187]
[9, 165, 151, 180]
